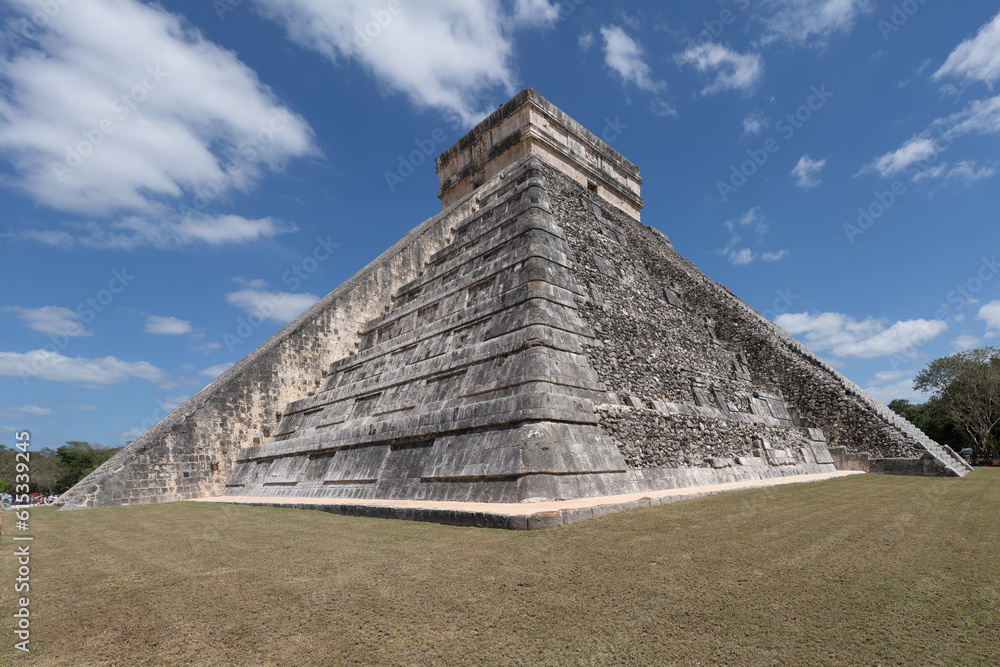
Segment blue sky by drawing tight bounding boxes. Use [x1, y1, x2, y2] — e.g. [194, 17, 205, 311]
[2, 0, 999, 449]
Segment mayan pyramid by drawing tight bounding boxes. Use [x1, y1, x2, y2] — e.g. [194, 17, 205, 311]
[59, 89, 970, 514]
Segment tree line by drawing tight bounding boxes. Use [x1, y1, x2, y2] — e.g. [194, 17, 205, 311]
[889, 346, 1000, 458]
[0, 441, 121, 495]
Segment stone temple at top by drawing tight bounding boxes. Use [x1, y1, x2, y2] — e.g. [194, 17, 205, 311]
[58, 89, 970, 522]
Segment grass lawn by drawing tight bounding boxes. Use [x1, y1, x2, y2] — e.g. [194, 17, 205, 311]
[2, 470, 998, 666]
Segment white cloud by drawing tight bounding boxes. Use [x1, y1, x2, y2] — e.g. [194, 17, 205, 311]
[776, 312, 948, 359]
[728, 248, 755, 266]
[872, 370, 910, 384]
[226, 286, 320, 324]
[977, 301, 1000, 330]
[578, 32, 594, 52]
[675, 43, 762, 95]
[757, 0, 870, 45]
[864, 95, 1000, 179]
[865, 378, 928, 405]
[600, 25, 664, 93]
[742, 110, 769, 136]
[200, 362, 235, 378]
[950, 335, 982, 351]
[724, 207, 767, 234]
[2, 306, 91, 337]
[946, 161, 996, 185]
[18, 213, 293, 251]
[0, 349, 165, 384]
[233, 276, 271, 290]
[252, 0, 517, 126]
[791, 155, 826, 189]
[0, 0, 316, 216]
[867, 137, 939, 178]
[933, 11, 1000, 86]
[721, 207, 784, 266]
[650, 98, 677, 118]
[511, 0, 561, 29]
[145, 315, 193, 335]
[9, 405, 53, 416]
[161, 396, 190, 412]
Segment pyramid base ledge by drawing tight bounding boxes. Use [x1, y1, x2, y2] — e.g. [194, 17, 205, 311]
[193, 469, 861, 529]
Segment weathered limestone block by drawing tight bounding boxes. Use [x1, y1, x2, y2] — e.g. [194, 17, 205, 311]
[61, 87, 967, 515]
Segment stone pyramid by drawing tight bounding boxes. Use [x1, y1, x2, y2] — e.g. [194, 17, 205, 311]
[59, 89, 969, 514]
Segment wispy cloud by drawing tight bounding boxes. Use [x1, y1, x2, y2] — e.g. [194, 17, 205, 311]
[252, 0, 519, 126]
[600, 25, 664, 93]
[511, 0, 561, 29]
[933, 11, 1000, 86]
[200, 362, 235, 378]
[791, 154, 826, 189]
[2, 306, 91, 337]
[145, 315, 193, 335]
[0, 349, 165, 384]
[862, 95, 1000, 179]
[721, 207, 786, 266]
[777, 312, 948, 359]
[756, 0, 872, 45]
[0, 0, 316, 217]
[674, 43, 762, 95]
[742, 110, 769, 137]
[225, 278, 319, 324]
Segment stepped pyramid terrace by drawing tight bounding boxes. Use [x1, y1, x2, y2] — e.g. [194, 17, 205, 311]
[58, 89, 971, 528]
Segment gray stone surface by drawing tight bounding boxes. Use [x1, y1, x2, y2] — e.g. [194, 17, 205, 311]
[60, 88, 969, 517]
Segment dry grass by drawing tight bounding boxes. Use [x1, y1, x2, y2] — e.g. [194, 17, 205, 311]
[2, 470, 999, 666]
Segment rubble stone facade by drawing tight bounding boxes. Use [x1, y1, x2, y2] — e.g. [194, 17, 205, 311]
[59, 89, 968, 513]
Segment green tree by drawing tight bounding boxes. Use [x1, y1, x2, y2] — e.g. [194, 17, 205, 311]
[55, 441, 121, 491]
[0, 446, 66, 494]
[914, 347, 1000, 455]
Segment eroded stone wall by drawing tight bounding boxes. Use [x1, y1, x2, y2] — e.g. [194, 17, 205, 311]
[543, 166, 966, 474]
[59, 203, 467, 509]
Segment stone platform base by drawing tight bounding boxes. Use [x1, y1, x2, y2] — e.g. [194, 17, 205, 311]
[191, 471, 862, 530]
